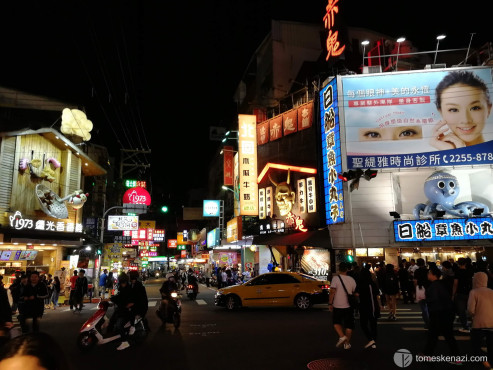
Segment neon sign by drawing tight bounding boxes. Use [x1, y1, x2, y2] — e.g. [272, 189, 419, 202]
[9, 211, 83, 233]
[123, 187, 151, 206]
[285, 212, 307, 232]
[322, 0, 345, 61]
[393, 218, 493, 242]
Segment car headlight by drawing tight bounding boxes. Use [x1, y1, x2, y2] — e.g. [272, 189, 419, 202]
[215, 291, 223, 298]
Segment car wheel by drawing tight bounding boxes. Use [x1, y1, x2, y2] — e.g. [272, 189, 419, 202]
[225, 295, 239, 310]
[295, 294, 311, 310]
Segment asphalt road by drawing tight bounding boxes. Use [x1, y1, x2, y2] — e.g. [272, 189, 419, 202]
[18, 280, 485, 370]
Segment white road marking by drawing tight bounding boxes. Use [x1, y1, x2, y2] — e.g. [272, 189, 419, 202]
[196, 299, 207, 305]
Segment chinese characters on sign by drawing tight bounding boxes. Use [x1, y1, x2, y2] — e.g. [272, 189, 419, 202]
[322, 0, 345, 61]
[320, 79, 344, 224]
[9, 211, 83, 233]
[393, 218, 493, 242]
[223, 145, 234, 186]
[238, 114, 258, 216]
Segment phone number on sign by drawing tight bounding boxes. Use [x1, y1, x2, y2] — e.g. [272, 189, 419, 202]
[443, 153, 493, 163]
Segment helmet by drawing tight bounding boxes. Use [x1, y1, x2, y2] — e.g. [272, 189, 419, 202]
[166, 273, 174, 279]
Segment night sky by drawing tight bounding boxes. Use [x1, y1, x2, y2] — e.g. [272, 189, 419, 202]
[1, 1, 490, 202]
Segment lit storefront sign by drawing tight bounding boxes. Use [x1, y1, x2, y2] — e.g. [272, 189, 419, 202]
[301, 249, 330, 280]
[322, 0, 345, 61]
[207, 228, 221, 248]
[393, 217, 493, 242]
[107, 215, 139, 231]
[320, 78, 344, 224]
[123, 186, 151, 205]
[259, 188, 266, 219]
[226, 217, 242, 243]
[342, 67, 493, 169]
[153, 229, 165, 242]
[238, 114, 258, 216]
[124, 180, 146, 188]
[168, 239, 177, 248]
[223, 145, 234, 186]
[306, 177, 317, 213]
[297, 179, 306, 213]
[9, 211, 83, 233]
[203, 200, 221, 217]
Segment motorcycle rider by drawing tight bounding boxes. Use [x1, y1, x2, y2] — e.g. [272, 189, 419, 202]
[187, 269, 199, 295]
[127, 270, 149, 332]
[158, 273, 178, 322]
[109, 273, 133, 350]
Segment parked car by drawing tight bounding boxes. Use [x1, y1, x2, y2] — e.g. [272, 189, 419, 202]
[214, 271, 329, 310]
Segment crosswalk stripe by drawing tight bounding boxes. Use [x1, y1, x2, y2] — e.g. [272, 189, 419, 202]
[196, 299, 207, 305]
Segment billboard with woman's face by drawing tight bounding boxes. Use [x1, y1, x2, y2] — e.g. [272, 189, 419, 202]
[342, 67, 493, 169]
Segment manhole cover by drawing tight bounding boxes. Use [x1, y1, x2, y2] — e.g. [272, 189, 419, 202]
[307, 358, 367, 370]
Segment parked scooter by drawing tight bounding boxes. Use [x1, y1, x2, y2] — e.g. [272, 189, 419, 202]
[156, 290, 181, 328]
[186, 283, 198, 300]
[76, 300, 147, 351]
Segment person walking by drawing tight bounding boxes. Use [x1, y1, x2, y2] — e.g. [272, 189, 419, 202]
[413, 258, 430, 328]
[73, 269, 88, 312]
[357, 267, 380, 349]
[106, 271, 115, 295]
[99, 269, 108, 297]
[467, 271, 493, 370]
[397, 262, 410, 304]
[18, 271, 49, 334]
[0, 276, 13, 348]
[44, 274, 53, 309]
[216, 267, 223, 289]
[423, 266, 460, 363]
[50, 276, 61, 309]
[8, 271, 22, 315]
[69, 270, 78, 310]
[453, 257, 473, 333]
[382, 264, 399, 320]
[329, 262, 357, 350]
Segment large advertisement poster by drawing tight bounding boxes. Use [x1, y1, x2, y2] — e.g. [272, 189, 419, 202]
[343, 67, 493, 169]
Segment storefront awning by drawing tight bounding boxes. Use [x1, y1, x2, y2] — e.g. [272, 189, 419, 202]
[252, 229, 332, 249]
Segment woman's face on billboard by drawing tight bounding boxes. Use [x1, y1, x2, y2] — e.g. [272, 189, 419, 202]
[358, 126, 422, 141]
[438, 83, 492, 145]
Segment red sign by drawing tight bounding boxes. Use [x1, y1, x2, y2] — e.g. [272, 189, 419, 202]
[123, 187, 151, 206]
[223, 145, 234, 186]
[283, 109, 298, 136]
[168, 239, 177, 248]
[180, 250, 187, 258]
[322, 0, 345, 61]
[257, 121, 269, 145]
[297, 102, 313, 131]
[269, 116, 282, 141]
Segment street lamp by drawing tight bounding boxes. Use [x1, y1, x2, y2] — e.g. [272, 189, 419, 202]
[361, 40, 370, 67]
[221, 185, 234, 192]
[434, 34, 446, 64]
[395, 37, 405, 71]
[221, 130, 239, 143]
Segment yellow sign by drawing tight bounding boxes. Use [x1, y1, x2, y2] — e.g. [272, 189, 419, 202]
[238, 114, 258, 216]
[139, 220, 156, 229]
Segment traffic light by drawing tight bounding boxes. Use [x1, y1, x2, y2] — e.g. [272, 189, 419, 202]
[346, 254, 354, 263]
[161, 205, 168, 213]
[96, 248, 102, 255]
[338, 169, 363, 182]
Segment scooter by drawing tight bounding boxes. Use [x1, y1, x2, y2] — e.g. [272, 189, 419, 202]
[156, 291, 181, 328]
[76, 300, 147, 351]
[186, 283, 198, 300]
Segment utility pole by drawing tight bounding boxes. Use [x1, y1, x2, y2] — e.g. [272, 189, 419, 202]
[120, 148, 151, 178]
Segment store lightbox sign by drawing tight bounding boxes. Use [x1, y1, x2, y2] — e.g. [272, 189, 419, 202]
[9, 211, 83, 233]
[320, 77, 344, 225]
[207, 228, 221, 248]
[203, 200, 220, 217]
[107, 216, 139, 231]
[238, 114, 258, 216]
[342, 67, 493, 169]
[393, 217, 493, 242]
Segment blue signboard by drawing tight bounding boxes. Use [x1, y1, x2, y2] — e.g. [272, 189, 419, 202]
[207, 228, 221, 248]
[320, 78, 344, 224]
[341, 67, 493, 169]
[393, 217, 493, 242]
[203, 200, 221, 217]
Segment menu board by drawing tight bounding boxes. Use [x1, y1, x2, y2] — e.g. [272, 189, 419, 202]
[12, 251, 22, 261]
[0, 251, 12, 261]
[19, 250, 38, 261]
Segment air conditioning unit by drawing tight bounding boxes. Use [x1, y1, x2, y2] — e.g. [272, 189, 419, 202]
[424, 63, 446, 69]
[363, 65, 382, 74]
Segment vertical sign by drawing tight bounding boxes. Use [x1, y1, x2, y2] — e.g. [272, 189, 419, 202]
[266, 186, 273, 218]
[259, 188, 266, 219]
[307, 177, 317, 213]
[234, 152, 240, 217]
[320, 78, 344, 224]
[238, 114, 258, 216]
[223, 145, 234, 186]
[297, 179, 307, 213]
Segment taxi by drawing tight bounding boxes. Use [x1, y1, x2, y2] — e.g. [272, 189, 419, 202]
[214, 271, 329, 310]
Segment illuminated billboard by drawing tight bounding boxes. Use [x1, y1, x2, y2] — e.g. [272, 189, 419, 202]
[238, 114, 258, 216]
[342, 67, 493, 169]
[393, 217, 493, 242]
[320, 77, 344, 224]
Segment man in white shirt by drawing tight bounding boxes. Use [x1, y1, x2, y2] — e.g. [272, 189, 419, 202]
[329, 262, 357, 350]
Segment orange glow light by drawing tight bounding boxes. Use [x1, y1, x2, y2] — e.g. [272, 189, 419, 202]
[257, 163, 317, 184]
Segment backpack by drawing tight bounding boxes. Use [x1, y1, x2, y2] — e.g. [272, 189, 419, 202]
[384, 272, 399, 294]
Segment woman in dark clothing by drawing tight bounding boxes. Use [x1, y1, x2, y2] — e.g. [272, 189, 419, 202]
[0, 276, 13, 348]
[357, 268, 380, 349]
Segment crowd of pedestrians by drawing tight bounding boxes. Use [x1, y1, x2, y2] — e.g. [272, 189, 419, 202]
[329, 258, 493, 369]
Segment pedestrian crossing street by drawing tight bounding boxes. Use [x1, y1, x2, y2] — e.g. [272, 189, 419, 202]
[371, 307, 471, 341]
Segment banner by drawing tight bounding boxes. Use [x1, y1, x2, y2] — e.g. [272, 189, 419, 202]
[343, 67, 493, 169]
